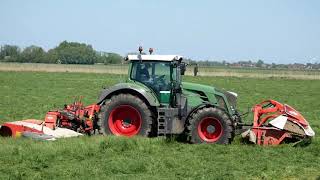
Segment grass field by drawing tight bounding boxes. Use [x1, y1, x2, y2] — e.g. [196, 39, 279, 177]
[1, 62, 320, 79]
[0, 71, 320, 179]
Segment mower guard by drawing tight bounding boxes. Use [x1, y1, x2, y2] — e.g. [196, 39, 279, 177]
[241, 100, 315, 145]
[0, 119, 83, 140]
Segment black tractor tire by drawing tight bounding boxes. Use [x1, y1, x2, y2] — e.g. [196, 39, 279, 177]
[99, 94, 153, 137]
[187, 107, 234, 144]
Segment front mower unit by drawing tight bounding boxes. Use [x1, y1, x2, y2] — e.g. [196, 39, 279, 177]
[241, 100, 315, 145]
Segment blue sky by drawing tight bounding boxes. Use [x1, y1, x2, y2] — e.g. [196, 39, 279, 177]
[1, 0, 319, 64]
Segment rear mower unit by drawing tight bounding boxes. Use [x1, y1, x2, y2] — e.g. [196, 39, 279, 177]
[0, 97, 100, 140]
[0, 48, 315, 145]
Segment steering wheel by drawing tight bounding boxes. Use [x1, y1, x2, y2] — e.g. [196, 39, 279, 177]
[152, 75, 167, 88]
[157, 75, 165, 80]
[152, 75, 164, 82]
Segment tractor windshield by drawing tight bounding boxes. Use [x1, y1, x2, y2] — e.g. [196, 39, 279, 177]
[130, 61, 173, 94]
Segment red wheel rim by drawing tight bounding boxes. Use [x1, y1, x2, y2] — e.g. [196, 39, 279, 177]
[197, 117, 223, 142]
[108, 105, 142, 136]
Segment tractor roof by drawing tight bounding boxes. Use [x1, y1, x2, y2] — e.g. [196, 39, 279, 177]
[126, 55, 183, 62]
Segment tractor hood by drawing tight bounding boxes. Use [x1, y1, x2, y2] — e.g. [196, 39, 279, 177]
[182, 82, 215, 93]
[181, 82, 215, 108]
[182, 82, 238, 111]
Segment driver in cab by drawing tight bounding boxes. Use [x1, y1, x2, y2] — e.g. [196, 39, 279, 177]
[139, 63, 151, 82]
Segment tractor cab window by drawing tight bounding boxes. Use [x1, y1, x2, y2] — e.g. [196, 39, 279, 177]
[131, 61, 172, 94]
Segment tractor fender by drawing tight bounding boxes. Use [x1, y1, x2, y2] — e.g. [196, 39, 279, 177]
[186, 104, 210, 121]
[97, 83, 160, 106]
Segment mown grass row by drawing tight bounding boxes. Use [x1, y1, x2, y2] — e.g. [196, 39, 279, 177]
[0, 71, 320, 179]
[1, 62, 320, 79]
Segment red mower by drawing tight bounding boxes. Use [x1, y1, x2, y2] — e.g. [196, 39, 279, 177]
[0, 97, 100, 140]
[241, 100, 315, 145]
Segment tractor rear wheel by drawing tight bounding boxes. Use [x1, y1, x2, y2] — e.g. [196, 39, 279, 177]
[100, 94, 153, 137]
[187, 107, 233, 144]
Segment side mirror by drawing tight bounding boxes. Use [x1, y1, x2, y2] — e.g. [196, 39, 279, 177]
[180, 63, 186, 75]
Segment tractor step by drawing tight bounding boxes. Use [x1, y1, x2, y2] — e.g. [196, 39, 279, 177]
[157, 108, 167, 136]
[157, 108, 181, 136]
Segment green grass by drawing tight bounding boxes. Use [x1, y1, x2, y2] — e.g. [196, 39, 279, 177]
[1, 62, 320, 79]
[0, 71, 320, 179]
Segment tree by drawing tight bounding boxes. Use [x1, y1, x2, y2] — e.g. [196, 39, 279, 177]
[256, 59, 264, 68]
[20, 45, 46, 63]
[96, 52, 123, 64]
[45, 49, 59, 63]
[0, 41, 123, 64]
[0, 45, 20, 62]
[51, 41, 97, 64]
[104, 53, 122, 64]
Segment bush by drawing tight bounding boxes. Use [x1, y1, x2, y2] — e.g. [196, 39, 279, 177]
[0, 45, 20, 62]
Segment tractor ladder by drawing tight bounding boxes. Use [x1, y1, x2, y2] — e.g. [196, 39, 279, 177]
[157, 108, 168, 136]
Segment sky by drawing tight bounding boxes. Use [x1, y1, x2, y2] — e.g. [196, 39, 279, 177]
[0, 0, 320, 64]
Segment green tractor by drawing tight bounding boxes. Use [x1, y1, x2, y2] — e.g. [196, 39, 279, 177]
[97, 52, 240, 144]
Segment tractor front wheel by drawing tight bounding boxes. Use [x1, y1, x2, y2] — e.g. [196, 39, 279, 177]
[188, 107, 234, 144]
[100, 94, 153, 137]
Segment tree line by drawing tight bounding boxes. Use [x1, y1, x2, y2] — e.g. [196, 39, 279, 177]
[2, 42, 319, 70]
[0, 41, 123, 64]
[188, 59, 320, 70]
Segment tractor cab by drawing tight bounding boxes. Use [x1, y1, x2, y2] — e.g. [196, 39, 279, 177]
[126, 54, 185, 105]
